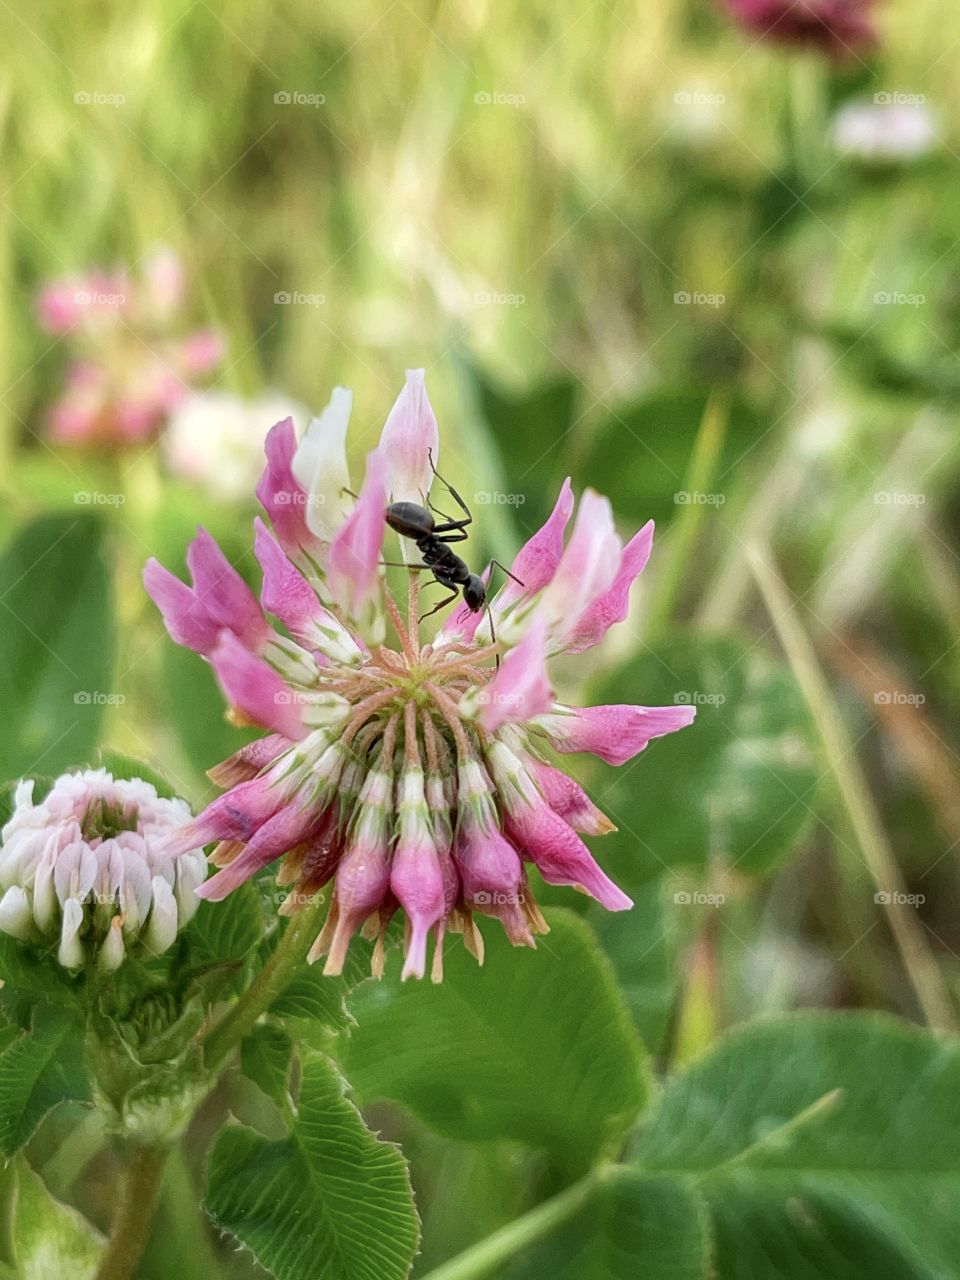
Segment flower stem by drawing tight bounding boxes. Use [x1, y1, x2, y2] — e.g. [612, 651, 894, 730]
[748, 544, 957, 1034]
[201, 896, 328, 1070]
[95, 1141, 169, 1280]
[419, 1165, 613, 1280]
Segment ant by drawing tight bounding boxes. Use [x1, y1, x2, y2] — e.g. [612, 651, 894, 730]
[383, 451, 522, 652]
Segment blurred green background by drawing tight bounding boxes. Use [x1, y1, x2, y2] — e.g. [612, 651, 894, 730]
[3, 0, 960, 1273]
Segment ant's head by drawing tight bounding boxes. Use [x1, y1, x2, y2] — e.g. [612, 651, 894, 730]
[463, 573, 487, 613]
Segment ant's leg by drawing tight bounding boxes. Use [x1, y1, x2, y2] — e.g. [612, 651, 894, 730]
[380, 560, 426, 570]
[486, 603, 502, 668]
[431, 527, 470, 544]
[490, 558, 524, 587]
[342, 486, 359, 499]
[418, 588, 460, 623]
[427, 448, 473, 528]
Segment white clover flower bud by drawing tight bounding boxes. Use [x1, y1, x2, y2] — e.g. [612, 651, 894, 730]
[0, 769, 207, 971]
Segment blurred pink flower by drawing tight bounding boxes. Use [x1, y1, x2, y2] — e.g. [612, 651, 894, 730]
[723, 0, 877, 54]
[37, 247, 223, 446]
[145, 371, 695, 981]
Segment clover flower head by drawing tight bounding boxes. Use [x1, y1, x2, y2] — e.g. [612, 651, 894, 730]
[723, 0, 877, 54]
[0, 769, 206, 971]
[145, 370, 695, 981]
[36, 247, 224, 446]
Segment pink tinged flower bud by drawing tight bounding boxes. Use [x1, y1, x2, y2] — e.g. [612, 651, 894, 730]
[58, 898, 85, 970]
[208, 630, 309, 740]
[99, 915, 126, 973]
[390, 770, 446, 981]
[144, 876, 178, 955]
[521, 754, 616, 836]
[565, 520, 654, 654]
[256, 418, 318, 557]
[378, 368, 440, 504]
[0, 886, 33, 941]
[327, 449, 387, 627]
[535, 702, 696, 766]
[487, 741, 631, 912]
[464, 619, 553, 733]
[174, 851, 206, 924]
[254, 519, 364, 666]
[291, 387, 355, 541]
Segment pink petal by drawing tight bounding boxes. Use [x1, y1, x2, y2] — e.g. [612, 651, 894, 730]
[195, 804, 327, 901]
[378, 369, 440, 503]
[209, 630, 307, 740]
[327, 449, 387, 620]
[37, 282, 84, 333]
[566, 520, 654, 654]
[537, 490, 620, 634]
[537, 703, 696, 766]
[522, 755, 616, 835]
[497, 478, 574, 610]
[506, 804, 632, 911]
[143, 558, 221, 654]
[476, 620, 553, 732]
[391, 838, 445, 981]
[179, 330, 225, 376]
[256, 418, 316, 557]
[142, 247, 184, 318]
[207, 734, 292, 786]
[254, 518, 323, 640]
[165, 774, 286, 855]
[187, 527, 270, 653]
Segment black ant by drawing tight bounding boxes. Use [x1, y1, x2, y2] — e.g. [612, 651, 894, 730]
[382, 451, 522, 653]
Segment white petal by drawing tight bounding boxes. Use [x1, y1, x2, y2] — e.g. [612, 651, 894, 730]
[0, 886, 33, 941]
[58, 898, 85, 969]
[291, 387, 354, 540]
[144, 876, 178, 955]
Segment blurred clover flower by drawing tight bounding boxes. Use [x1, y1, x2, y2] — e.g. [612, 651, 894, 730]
[0, 769, 206, 971]
[37, 247, 223, 446]
[145, 371, 694, 981]
[162, 389, 309, 501]
[831, 99, 937, 163]
[723, 0, 876, 53]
